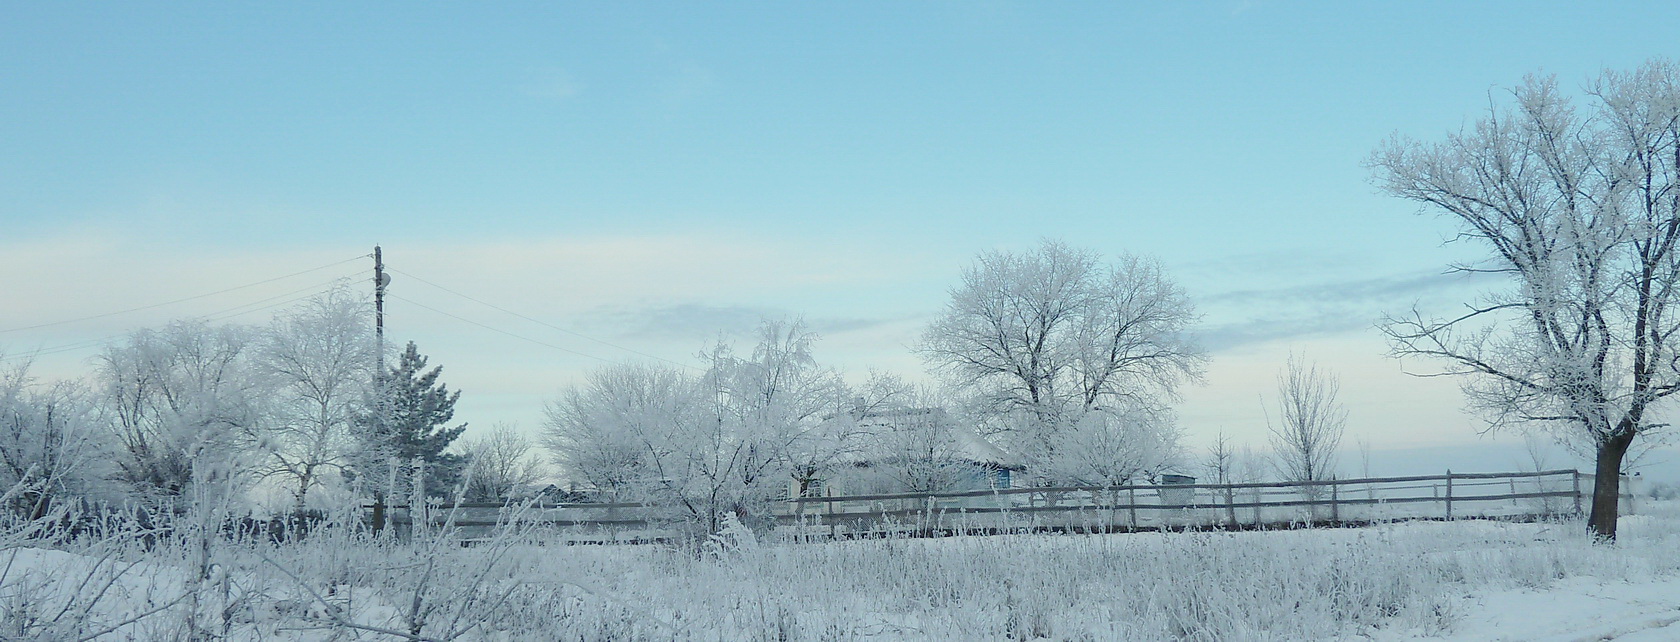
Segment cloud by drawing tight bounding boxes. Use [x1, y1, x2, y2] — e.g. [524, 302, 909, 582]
[1203, 270, 1496, 308]
[592, 303, 776, 342]
[1194, 270, 1501, 352]
[1196, 314, 1374, 353]
[582, 302, 902, 344]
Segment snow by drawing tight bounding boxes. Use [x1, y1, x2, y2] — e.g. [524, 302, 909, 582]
[1389, 577, 1680, 642]
[4, 505, 1680, 639]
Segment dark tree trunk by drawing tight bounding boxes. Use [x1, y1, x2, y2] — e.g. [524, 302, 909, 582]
[371, 491, 386, 534]
[1588, 432, 1634, 540]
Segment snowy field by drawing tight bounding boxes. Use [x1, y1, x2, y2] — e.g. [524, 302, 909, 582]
[4, 504, 1679, 640]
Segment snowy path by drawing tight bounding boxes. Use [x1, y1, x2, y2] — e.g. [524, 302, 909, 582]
[1390, 577, 1680, 641]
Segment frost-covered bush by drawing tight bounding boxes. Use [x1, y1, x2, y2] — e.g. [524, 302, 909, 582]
[5, 493, 1680, 640]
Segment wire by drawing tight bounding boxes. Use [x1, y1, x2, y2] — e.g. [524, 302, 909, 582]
[199, 275, 361, 322]
[0, 273, 363, 364]
[0, 253, 370, 335]
[387, 293, 616, 364]
[0, 335, 125, 363]
[387, 267, 699, 370]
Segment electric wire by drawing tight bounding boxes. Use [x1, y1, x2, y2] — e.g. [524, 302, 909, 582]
[0, 272, 364, 364]
[199, 274, 362, 322]
[386, 267, 699, 370]
[386, 293, 617, 364]
[0, 253, 370, 334]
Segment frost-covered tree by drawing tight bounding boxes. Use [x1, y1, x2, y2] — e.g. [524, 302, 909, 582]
[919, 240, 1205, 482]
[1370, 60, 1680, 539]
[1202, 431, 1237, 487]
[545, 320, 860, 536]
[358, 342, 468, 498]
[0, 360, 110, 518]
[97, 320, 265, 506]
[1051, 405, 1182, 487]
[1265, 355, 1345, 493]
[662, 321, 847, 533]
[255, 289, 375, 510]
[460, 423, 545, 501]
[725, 320, 857, 500]
[861, 387, 976, 494]
[543, 363, 686, 500]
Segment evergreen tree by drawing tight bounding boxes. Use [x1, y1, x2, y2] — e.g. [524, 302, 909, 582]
[360, 342, 467, 497]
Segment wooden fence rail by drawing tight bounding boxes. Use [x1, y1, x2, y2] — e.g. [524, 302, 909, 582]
[366, 469, 1637, 542]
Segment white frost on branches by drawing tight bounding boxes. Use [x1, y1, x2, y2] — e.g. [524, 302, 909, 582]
[919, 240, 1205, 483]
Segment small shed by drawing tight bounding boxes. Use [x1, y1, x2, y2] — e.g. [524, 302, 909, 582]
[1158, 474, 1197, 506]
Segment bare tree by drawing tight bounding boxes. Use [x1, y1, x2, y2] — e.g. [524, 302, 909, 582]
[1202, 431, 1237, 486]
[860, 385, 975, 494]
[0, 359, 110, 517]
[542, 363, 683, 500]
[1203, 431, 1240, 524]
[919, 240, 1205, 481]
[727, 320, 856, 501]
[1051, 405, 1182, 487]
[544, 320, 863, 537]
[1266, 354, 1345, 491]
[460, 423, 545, 501]
[255, 288, 375, 510]
[97, 320, 265, 507]
[1370, 60, 1680, 539]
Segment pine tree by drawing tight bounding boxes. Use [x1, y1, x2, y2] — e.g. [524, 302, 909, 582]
[361, 342, 467, 497]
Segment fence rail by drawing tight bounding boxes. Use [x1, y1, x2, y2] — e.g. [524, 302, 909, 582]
[367, 469, 1639, 542]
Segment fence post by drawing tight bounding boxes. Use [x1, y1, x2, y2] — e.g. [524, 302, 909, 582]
[1225, 483, 1236, 528]
[1127, 486, 1138, 529]
[1108, 487, 1119, 532]
[371, 494, 385, 535]
[923, 494, 935, 536]
[1330, 476, 1339, 524]
[1253, 485, 1262, 524]
[1444, 470, 1453, 520]
[1572, 471, 1582, 515]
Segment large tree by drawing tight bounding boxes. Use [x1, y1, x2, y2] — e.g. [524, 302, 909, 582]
[0, 360, 109, 518]
[361, 342, 467, 498]
[543, 319, 861, 537]
[1370, 60, 1680, 539]
[542, 363, 679, 500]
[97, 320, 265, 507]
[255, 288, 375, 510]
[919, 240, 1205, 482]
[724, 320, 857, 501]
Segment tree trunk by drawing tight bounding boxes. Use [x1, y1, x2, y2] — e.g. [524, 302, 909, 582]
[1588, 432, 1634, 540]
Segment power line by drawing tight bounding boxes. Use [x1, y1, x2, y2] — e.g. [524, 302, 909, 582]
[200, 275, 361, 322]
[0, 335, 123, 363]
[386, 267, 700, 370]
[0, 273, 362, 364]
[0, 253, 370, 335]
[387, 293, 618, 364]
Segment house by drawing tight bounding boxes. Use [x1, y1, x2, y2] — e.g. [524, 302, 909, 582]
[790, 406, 1024, 512]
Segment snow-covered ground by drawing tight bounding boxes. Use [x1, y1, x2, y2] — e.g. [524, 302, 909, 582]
[3, 504, 1679, 640]
[1402, 576, 1680, 642]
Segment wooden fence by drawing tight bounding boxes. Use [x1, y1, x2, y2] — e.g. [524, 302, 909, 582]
[369, 469, 1636, 542]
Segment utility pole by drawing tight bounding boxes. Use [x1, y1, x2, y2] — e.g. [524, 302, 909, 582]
[371, 245, 390, 534]
[375, 245, 387, 374]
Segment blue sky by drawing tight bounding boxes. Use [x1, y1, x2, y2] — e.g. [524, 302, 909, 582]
[3, 3, 1679, 479]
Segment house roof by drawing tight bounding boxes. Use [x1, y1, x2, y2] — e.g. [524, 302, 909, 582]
[842, 407, 1024, 469]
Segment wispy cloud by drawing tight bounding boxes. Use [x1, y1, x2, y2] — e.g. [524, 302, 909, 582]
[582, 302, 902, 344]
[1204, 270, 1496, 308]
[1195, 269, 1500, 352]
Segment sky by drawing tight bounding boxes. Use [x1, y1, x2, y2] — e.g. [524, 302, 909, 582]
[3, 2, 1679, 482]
